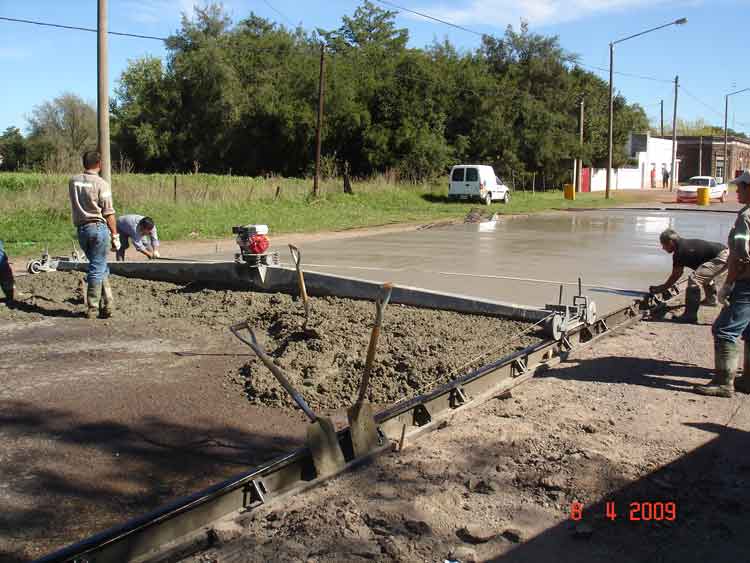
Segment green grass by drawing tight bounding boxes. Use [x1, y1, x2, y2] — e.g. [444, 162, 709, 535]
[0, 171, 650, 258]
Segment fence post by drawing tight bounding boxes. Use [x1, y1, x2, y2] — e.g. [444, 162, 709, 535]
[173, 175, 177, 204]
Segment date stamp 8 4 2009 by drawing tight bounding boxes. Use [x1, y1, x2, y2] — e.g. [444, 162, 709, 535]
[570, 501, 677, 523]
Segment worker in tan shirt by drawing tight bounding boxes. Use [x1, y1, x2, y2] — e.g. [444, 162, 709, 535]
[68, 150, 120, 318]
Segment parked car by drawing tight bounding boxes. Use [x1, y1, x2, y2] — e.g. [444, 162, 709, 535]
[676, 176, 728, 203]
[449, 164, 510, 205]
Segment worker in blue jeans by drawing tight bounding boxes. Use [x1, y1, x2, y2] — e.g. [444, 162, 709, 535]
[695, 170, 750, 397]
[68, 151, 120, 318]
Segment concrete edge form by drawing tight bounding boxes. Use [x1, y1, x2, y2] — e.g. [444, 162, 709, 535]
[34, 287, 682, 563]
[55, 261, 548, 322]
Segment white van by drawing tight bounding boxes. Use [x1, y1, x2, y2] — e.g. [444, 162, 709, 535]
[448, 164, 510, 205]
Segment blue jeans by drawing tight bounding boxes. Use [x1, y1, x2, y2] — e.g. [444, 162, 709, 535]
[713, 280, 750, 343]
[77, 223, 110, 284]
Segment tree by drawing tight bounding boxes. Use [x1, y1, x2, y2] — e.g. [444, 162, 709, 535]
[26, 93, 96, 172]
[109, 1, 655, 183]
[0, 127, 28, 170]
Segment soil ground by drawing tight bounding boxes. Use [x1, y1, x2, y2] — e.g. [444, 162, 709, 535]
[185, 306, 750, 563]
[0, 272, 538, 562]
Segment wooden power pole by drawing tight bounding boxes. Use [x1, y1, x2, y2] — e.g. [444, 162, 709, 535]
[313, 43, 325, 197]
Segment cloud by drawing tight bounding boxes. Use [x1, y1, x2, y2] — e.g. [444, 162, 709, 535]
[416, 0, 678, 28]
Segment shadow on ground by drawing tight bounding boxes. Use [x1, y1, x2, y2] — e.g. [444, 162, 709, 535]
[487, 423, 750, 563]
[539, 356, 712, 393]
[0, 400, 299, 563]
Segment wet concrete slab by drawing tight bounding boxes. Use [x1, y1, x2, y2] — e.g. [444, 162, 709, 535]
[264, 209, 734, 315]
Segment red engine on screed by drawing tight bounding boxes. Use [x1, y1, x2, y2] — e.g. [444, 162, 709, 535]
[232, 224, 270, 259]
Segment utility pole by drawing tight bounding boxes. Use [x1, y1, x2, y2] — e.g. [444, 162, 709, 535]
[606, 42, 614, 199]
[723, 88, 750, 181]
[577, 98, 584, 192]
[313, 43, 325, 197]
[97, 0, 111, 183]
[670, 75, 679, 190]
[698, 135, 703, 176]
[660, 99, 664, 137]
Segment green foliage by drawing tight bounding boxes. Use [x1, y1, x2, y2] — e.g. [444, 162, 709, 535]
[0, 127, 28, 171]
[25, 93, 97, 172]
[105, 2, 649, 183]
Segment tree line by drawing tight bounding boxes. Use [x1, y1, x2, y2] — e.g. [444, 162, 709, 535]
[2, 2, 658, 185]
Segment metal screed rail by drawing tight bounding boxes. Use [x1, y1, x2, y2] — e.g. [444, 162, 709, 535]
[35, 286, 683, 563]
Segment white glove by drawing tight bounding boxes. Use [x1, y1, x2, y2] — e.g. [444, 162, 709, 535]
[719, 283, 734, 306]
[153, 250, 161, 259]
[111, 233, 121, 251]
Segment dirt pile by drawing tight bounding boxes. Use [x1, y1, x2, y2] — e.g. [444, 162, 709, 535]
[5, 272, 544, 411]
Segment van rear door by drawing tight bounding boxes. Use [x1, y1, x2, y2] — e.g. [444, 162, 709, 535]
[463, 167, 480, 196]
[449, 167, 465, 195]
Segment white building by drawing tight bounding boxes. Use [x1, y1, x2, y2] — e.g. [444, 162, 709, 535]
[587, 133, 679, 191]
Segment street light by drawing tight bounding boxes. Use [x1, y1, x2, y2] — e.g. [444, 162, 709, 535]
[724, 87, 750, 182]
[606, 17, 687, 199]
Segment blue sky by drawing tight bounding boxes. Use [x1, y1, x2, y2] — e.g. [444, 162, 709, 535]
[1, 0, 749, 135]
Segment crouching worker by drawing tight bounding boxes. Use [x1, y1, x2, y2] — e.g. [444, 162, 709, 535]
[68, 150, 120, 319]
[695, 171, 750, 397]
[115, 215, 160, 261]
[649, 229, 728, 323]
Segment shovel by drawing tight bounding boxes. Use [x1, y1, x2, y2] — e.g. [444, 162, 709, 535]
[230, 321, 345, 478]
[288, 245, 319, 337]
[347, 282, 393, 458]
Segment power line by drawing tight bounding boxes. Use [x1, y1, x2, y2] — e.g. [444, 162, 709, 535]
[372, 0, 484, 38]
[0, 15, 167, 41]
[261, 0, 294, 27]
[680, 86, 724, 118]
[574, 62, 673, 84]
[373, 0, 675, 85]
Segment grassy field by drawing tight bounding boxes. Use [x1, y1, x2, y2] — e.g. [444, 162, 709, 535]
[1, 171, 657, 258]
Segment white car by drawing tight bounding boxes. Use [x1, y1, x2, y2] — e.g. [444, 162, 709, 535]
[448, 164, 511, 205]
[676, 176, 728, 203]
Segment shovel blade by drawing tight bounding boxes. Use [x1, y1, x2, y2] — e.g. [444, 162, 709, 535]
[306, 416, 346, 478]
[347, 402, 379, 458]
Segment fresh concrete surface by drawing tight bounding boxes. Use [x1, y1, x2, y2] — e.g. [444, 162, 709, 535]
[263, 209, 734, 315]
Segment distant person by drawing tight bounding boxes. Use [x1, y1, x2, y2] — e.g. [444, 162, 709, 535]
[649, 229, 728, 323]
[650, 166, 656, 189]
[68, 150, 119, 319]
[115, 215, 161, 261]
[663, 168, 670, 189]
[694, 171, 750, 397]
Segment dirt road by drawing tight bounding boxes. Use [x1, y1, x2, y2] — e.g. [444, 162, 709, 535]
[186, 308, 750, 563]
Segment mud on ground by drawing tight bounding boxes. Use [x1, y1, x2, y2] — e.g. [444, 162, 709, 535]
[187, 311, 750, 563]
[4, 272, 542, 411]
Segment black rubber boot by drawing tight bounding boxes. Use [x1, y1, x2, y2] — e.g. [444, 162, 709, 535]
[1, 282, 14, 304]
[674, 285, 701, 323]
[100, 278, 114, 318]
[86, 282, 102, 319]
[735, 340, 750, 394]
[702, 283, 718, 307]
[694, 340, 738, 398]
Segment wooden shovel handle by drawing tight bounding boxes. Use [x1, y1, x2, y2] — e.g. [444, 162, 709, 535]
[356, 283, 394, 405]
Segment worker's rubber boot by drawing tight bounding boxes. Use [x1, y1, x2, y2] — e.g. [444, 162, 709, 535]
[702, 283, 719, 307]
[1, 282, 13, 304]
[85, 282, 102, 319]
[100, 278, 114, 319]
[693, 340, 738, 398]
[674, 285, 701, 323]
[734, 340, 750, 394]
